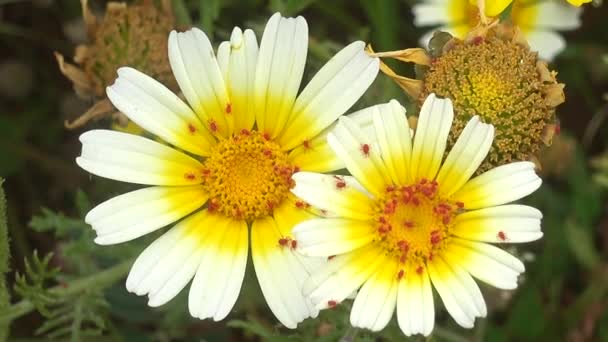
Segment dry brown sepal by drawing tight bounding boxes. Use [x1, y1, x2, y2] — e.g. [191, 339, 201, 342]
[56, 0, 176, 130]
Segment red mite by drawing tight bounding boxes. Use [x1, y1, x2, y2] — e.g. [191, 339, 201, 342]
[188, 123, 197, 133]
[416, 266, 424, 275]
[397, 269, 404, 280]
[225, 103, 232, 114]
[361, 143, 370, 157]
[327, 300, 337, 308]
[303, 140, 312, 150]
[184, 172, 196, 180]
[497, 231, 507, 241]
[335, 179, 346, 189]
[209, 120, 218, 132]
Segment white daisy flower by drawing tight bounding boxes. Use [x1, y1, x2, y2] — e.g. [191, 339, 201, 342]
[291, 94, 543, 336]
[76, 12, 379, 328]
[413, 0, 582, 61]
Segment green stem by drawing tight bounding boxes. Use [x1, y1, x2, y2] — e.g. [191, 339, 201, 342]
[0, 178, 10, 341]
[172, 0, 192, 26]
[0, 259, 133, 324]
[432, 325, 470, 342]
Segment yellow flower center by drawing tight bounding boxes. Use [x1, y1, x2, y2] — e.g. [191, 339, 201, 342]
[201, 130, 295, 221]
[372, 179, 463, 278]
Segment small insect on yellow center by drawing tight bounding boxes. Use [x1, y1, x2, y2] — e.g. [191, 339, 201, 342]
[372, 179, 464, 279]
[201, 130, 296, 221]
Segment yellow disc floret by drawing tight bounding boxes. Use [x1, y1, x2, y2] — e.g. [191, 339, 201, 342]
[420, 35, 558, 172]
[373, 179, 463, 279]
[202, 130, 295, 221]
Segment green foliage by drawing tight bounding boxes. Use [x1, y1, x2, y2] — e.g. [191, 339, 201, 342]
[0, 179, 10, 341]
[13, 251, 60, 317]
[35, 290, 109, 341]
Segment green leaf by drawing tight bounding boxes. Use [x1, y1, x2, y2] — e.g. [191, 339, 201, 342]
[564, 220, 601, 270]
[507, 285, 546, 339]
[227, 319, 292, 342]
[0, 178, 10, 342]
[13, 251, 60, 317]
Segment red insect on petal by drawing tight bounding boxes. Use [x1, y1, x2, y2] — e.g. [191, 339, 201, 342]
[361, 143, 370, 157]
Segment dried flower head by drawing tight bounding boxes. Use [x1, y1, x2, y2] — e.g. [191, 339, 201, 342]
[372, 21, 564, 172]
[56, 0, 177, 129]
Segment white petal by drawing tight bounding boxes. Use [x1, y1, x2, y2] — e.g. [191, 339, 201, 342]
[126, 211, 209, 307]
[305, 245, 386, 309]
[106, 67, 214, 156]
[291, 172, 374, 220]
[453, 204, 543, 243]
[217, 27, 259, 133]
[517, 2, 581, 31]
[88, 186, 208, 245]
[372, 100, 413, 186]
[452, 161, 542, 209]
[169, 28, 232, 137]
[412, 2, 451, 27]
[254, 13, 308, 138]
[77, 130, 205, 186]
[188, 217, 248, 321]
[436, 116, 494, 197]
[293, 218, 376, 257]
[278, 41, 379, 150]
[524, 30, 566, 61]
[397, 266, 435, 336]
[287, 108, 378, 173]
[447, 238, 525, 290]
[328, 116, 392, 197]
[251, 217, 316, 328]
[410, 94, 454, 182]
[428, 257, 479, 328]
[350, 260, 398, 331]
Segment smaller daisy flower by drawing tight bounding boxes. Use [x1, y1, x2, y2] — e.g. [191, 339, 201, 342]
[291, 94, 543, 336]
[413, 0, 582, 60]
[372, 22, 564, 172]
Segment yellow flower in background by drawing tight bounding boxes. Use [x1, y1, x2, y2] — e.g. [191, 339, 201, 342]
[291, 94, 543, 336]
[414, 0, 582, 60]
[76, 13, 379, 328]
[471, 0, 511, 17]
[473, 0, 590, 16]
[566, 0, 591, 5]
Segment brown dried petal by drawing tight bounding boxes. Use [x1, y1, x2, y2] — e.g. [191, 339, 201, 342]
[64, 98, 115, 129]
[54, 52, 93, 97]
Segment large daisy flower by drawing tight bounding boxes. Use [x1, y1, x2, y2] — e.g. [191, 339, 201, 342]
[413, 0, 582, 61]
[76, 13, 379, 328]
[291, 94, 543, 336]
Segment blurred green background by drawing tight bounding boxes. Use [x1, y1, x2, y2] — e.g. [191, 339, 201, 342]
[0, 0, 607, 341]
